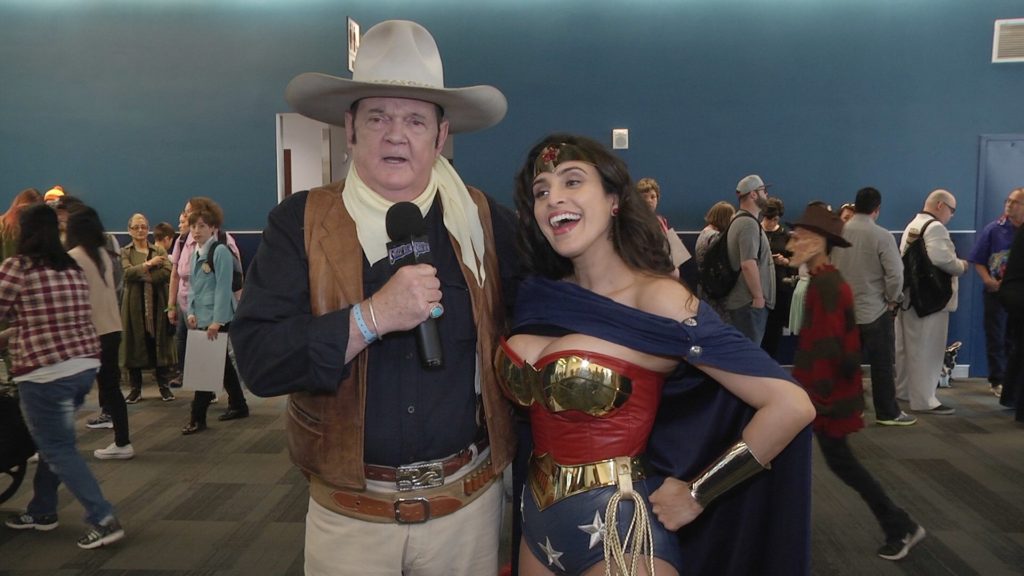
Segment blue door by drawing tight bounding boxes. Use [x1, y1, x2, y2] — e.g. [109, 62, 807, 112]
[966, 135, 1024, 378]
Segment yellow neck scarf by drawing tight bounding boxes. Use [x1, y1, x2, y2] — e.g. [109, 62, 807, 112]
[341, 155, 486, 287]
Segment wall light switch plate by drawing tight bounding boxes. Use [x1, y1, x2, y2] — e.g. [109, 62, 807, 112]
[612, 129, 629, 150]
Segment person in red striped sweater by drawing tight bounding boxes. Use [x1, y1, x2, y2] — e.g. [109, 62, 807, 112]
[787, 204, 925, 562]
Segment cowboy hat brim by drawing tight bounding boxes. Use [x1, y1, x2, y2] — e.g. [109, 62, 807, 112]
[286, 72, 508, 134]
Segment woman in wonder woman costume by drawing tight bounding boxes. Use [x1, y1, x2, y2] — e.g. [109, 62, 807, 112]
[499, 134, 816, 576]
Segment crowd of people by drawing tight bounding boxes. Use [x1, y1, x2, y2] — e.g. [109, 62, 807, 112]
[1, 189, 251, 550]
[2, 16, 1022, 576]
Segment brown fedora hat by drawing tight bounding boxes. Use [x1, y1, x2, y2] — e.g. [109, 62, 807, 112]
[792, 204, 851, 247]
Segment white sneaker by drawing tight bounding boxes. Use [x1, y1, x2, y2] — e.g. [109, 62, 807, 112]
[94, 443, 135, 460]
[210, 393, 219, 404]
[27, 453, 39, 463]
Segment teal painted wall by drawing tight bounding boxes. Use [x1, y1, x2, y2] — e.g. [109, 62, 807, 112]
[3, 0, 1022, 231]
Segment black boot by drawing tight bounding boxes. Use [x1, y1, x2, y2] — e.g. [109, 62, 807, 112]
[125, 369, 142, 404]
[156, 366, 175, 401]
[182, 396, 208, 435]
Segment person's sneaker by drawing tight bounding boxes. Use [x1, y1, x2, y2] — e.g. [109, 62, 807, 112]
[27, 452, 39, 463]
[911, 404, 955, 415]
[94, 443, 135, 460]
[210, 393, 219, 404]
[5, 513, 58, 531]
[168, 375, 183, 389]
[159, 388, 175, 402]
[877, 524, 926, 560]
[992, 384, 1003, 398]
[877, 411, 918, 426]
[77, 517, 125, 549]
[86, 413, 113, 429]
[125, 389, 141, 404]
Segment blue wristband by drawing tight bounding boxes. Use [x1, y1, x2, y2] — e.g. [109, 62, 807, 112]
[352, 302, 377, 344]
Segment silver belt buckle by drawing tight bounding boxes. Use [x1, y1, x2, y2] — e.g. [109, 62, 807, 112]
[396, 461, 445, 491]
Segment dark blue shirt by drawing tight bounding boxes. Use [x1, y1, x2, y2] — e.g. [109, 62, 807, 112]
[231, 189, 519, 467]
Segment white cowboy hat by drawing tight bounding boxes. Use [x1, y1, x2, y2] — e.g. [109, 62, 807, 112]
[285, 20, 507, 134]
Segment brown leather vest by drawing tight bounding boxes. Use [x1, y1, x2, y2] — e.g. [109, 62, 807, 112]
[287, 181, 514, 490]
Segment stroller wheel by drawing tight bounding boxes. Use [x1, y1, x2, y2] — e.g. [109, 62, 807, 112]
[0, 461, 28, 505]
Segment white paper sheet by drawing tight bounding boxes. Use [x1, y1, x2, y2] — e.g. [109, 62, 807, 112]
[183, 329, 227, 392]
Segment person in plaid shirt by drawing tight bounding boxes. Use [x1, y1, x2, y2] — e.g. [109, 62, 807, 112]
[0, 203, 124, 550]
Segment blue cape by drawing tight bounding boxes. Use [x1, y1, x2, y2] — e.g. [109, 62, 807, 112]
[511, 276, 812, 576]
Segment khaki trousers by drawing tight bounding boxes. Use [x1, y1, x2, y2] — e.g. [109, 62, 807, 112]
[304, 480, 503, 576]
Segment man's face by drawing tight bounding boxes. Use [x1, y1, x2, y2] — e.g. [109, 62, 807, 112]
[345, 97, 449, 202]
[785, 227, 825, 268]
[936, 196, 957, 225]
[751, 187, 769, 211]
[1005, 189, 1024, 227]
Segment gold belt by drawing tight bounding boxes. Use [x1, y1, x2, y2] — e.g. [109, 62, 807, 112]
[528, 453, 646, 511]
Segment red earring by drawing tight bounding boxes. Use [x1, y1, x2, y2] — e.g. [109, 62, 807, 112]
[612, 207, 620, 216]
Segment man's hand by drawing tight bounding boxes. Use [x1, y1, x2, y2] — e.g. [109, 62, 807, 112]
[984, 277, 1001, 293]
[187, 314, 198, 330]
[751, 295, 766, 309]
[648, 477, 703, 531]
[167, 308, 178, 325]
[369, 264, 442, 336]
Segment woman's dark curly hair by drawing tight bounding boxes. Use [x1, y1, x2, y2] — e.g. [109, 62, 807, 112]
[17, 203, 79, 272]
[513, 133, 673, 279]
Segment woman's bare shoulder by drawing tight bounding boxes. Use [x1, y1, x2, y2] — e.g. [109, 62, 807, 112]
[634, 275, 698, 322]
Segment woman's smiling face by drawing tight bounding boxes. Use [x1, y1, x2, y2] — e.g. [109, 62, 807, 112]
[531, 160, 617, 260]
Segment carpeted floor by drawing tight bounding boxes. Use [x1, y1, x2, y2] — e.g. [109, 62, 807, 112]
[1, 377, 1021, 575]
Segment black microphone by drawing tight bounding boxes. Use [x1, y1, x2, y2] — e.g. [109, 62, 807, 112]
[385, 202, 443, 368]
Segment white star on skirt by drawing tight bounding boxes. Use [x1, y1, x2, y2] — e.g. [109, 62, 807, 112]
[538, 536, 566, 571]
[577, 510, 606, 549]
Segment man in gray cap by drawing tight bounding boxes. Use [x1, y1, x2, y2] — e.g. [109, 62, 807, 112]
[231, 20, 518, 575]
[722, 174, 776, 344]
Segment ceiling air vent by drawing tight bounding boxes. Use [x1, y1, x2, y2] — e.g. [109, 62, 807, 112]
[993, 18, 1024, 63]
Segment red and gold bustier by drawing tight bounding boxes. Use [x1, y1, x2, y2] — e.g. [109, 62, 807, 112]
[495, 339, 666, 465]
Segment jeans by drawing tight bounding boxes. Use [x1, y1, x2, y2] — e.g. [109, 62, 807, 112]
[859, 311, 901, 421]
[816, 432, 913, 542]
[97, 331, 130, 446]
[982, 290, 1011, 385]
[18, 368, 115, 525]
[725, 304, 769, 345]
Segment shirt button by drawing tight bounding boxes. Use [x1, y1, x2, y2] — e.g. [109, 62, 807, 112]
[407, 405, 415, 414]
[689, 345, 703, 357]
[683, 318, 698, 327]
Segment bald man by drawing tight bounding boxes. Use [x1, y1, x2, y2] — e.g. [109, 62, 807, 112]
[895, 190, 968, 415]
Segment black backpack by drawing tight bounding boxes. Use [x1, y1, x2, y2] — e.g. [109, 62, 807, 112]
[902, 218, 952, 317]
[698, 211, 760, 300]
[205, 235, 243, 292]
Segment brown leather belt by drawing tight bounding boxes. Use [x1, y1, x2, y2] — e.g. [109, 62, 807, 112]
[364, 437, 490, 489]
[310, 455, 500, 524]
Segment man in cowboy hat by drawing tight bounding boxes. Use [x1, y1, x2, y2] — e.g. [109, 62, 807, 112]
[787, 204, 925, 561]
[231, 20, 519, 575]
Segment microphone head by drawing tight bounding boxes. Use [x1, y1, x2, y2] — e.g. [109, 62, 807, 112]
[386, 202, 425, 240]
